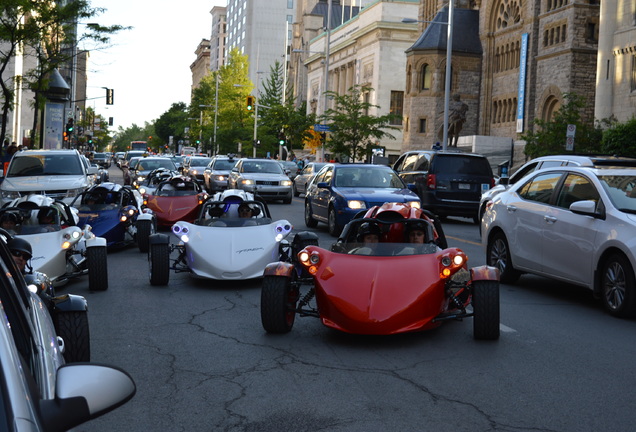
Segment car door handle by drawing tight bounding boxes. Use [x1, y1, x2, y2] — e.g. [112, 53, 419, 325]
[544, 215, 557, 224]
[506, 205, 517, 212]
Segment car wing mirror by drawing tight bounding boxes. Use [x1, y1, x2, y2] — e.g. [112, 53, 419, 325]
[317, 182, 329, 189]
[569, 200, 604, 219]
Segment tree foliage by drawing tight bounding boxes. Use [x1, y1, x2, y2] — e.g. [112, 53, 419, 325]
[320, 85, 399, 161]
[0, 0, 127, 146]
[154, 102, 189, 152]
[521, 93, 604, 158]
[600, 117, 636, 157]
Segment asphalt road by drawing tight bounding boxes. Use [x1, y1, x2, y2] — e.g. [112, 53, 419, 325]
[72, 166, 636, 432]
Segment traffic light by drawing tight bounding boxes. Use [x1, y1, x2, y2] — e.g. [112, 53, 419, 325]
[87, 135, 93, 144]
[246, 96, 255, 111]
[106, 88, 114, 105]
[278, 131, 285, 145]
[65, 119, 74, 134]
[63, 131, 68, 141]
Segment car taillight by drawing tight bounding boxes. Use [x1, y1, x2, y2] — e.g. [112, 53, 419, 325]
[426, 173, 436, 190]
[490, 178, 495, 188]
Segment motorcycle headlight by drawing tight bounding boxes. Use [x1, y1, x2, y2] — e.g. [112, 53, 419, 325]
[347, 200, 366, 210]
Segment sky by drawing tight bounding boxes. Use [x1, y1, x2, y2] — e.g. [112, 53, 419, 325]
[83, 1, 227, 132]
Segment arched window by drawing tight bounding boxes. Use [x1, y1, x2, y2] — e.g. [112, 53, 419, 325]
[420, 64, 432, 90]
[542, 95, 561, 122]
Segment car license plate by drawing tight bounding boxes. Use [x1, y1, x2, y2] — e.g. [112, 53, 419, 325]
[458, 183, 470, 190]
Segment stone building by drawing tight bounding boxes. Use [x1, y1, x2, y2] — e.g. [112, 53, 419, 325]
[190, 39, 211, 92]
[402, 0, 600, 151]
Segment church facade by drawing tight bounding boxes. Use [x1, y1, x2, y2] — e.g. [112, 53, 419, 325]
[402, 0, 600, 152]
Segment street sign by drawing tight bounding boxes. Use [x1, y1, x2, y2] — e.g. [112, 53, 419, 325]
[566, 136, 574, 151]
[314, 124, 331, 132]
[566, 124, 576, 138]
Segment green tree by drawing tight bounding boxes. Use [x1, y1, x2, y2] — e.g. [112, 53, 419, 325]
[0, 0, 127, 146]
[601, 117, 636, 157]
[155, 102, 189, 153]
[319, 85, 399, 162]
[521, 93, 604, 158]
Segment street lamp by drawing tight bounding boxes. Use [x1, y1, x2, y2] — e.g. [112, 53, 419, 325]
[403, 0, 454, 151]
[199, 104, 214, 155]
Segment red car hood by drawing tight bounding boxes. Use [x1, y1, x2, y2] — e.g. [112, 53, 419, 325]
[146, 195, 201, 225]
[307, 247, 455, 334]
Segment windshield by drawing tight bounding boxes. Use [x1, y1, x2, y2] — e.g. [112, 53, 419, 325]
[190, 158, 212, 167]
[241, 161, 284, 174]
[598, 175, 636, 213]
[137, 159, 176, 171]
[336, 242, 439, 256]
[333, 167, 405, 189]
[213, 159, 236, 170]
[7, 154, 84, 176]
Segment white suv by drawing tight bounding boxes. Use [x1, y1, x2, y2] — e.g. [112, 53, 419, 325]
[0, 149, 96, 205]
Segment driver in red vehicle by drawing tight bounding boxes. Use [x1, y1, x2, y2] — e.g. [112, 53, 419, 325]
[349, 221, 381, 255]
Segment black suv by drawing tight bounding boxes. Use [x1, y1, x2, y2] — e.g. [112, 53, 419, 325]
[393, 150, 494, 222]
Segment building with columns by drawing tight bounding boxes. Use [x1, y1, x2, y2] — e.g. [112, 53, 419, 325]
[303, 0, 420, 160]
[594, 0, 636, 122]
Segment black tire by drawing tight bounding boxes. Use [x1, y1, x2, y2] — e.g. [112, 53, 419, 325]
[149, 242, 170, 286]
[328, 207, 342, 237]
[601, 253, 636, 318]
[54, 311, 90, 362]
[293, 182, 300, 197]
[304, 201, 318, 228]
[472, 280, 500, 340]
[137, 219, 155, 253]
[87, 246, 108, 291]
[486, 232, 521, 283]
[261, 275, 298, 333]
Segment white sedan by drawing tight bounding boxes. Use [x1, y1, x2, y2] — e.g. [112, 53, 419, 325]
[482, 166, 636, 318]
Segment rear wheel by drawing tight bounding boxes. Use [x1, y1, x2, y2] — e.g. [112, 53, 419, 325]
[136, 219, 155, 253]
[472, 280, 500, 340]
[328, 207, 342, 237]
[149, 242, 170, 286]
[601, 253, 636, 318]
[304, 201, 318, 228]
[54, 311, 90, 362]
[261, 275, 298, 333]
[87, 246, 108, 291]
[486, 232, 521, 283]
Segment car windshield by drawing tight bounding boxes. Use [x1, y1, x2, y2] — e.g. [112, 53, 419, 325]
[190, 158, 212, 167]
[333, 167, 405, 189]
[7, 154, 84, 176]
[213, 159, 236, 170]
[598, 175, 636, 213]
[137, 159, 176, 171]
[241, 161, 284, 174]
[338, 242, 439, 256]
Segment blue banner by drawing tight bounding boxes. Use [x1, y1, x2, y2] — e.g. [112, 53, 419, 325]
[516, 33, 529, 133]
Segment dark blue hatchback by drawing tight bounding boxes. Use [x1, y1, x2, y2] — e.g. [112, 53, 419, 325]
[304, 164, 421, 236]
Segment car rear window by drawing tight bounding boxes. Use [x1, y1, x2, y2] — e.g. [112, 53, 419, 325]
[434, 155, 493, 176]
[8, 154, 83, 176]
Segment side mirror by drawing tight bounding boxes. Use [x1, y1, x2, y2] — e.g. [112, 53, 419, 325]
[570, 200, 604, 219]
[87, 166, 98, 175]
[317, 182, 330, 189]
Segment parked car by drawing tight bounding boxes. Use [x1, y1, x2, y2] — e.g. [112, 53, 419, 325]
[293, 162, 327, 197]
[392, 150, 494, 223]
[148, 189, 292, 285]
[72, 182, 156, 252]
[482, 165, 636, 318]
[181, 156, 212, 184]
[261, 202, 500, 339]
[227, 158, 293, 204]
[0, 228, 136, 431]
[304, 163, 421, 236]
[0, 149, 97, 206]
[203, 155, 237, 192]
[478, 154, 636, 225]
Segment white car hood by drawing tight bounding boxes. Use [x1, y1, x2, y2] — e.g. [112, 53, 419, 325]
[2, 175, 87, 191]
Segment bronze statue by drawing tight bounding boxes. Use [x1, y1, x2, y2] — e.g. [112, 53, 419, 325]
[437, 94, 468, 148]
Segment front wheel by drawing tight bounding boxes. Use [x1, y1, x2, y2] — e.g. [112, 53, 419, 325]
[261, 275, 298, 333]
[486, 232, 520, 284]
[328, 207, 342, 237]
[601, 253, 636, 318]
[304, 201, 318, 228]
[472, 280, 500, 340]
[137, 219, 155, 253]
[87, 246, 108, 291]
[149, 242, 170, 286]
[54, 311, 90, 362]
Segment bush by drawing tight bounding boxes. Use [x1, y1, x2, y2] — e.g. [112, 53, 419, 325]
[601, 117, 636, 157]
